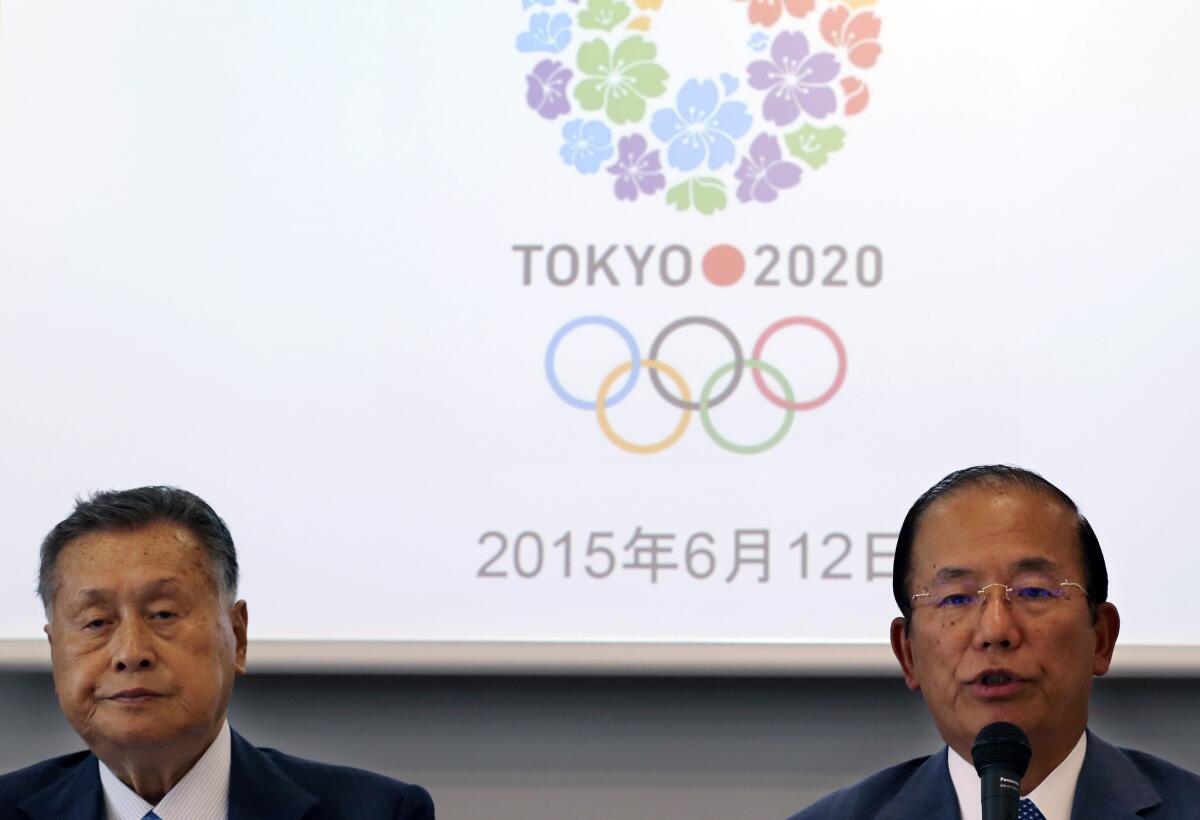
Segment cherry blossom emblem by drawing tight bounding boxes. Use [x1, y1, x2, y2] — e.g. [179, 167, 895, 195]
[517, 0, 883, 214]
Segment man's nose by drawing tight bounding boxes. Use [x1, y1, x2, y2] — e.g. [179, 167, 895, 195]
[111, 618, 156, 672]
[975, 584, 1021, 650]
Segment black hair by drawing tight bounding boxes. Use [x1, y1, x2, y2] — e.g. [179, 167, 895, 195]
[892, 465, 1107, 621]
[38, 486, 238, 611]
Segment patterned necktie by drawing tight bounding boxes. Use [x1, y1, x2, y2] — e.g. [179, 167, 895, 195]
[141, 812, 162, 820]
[1017, 798, 1047, 819]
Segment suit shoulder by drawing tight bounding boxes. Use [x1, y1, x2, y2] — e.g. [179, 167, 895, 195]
[787, 755, 932, 820]
[1117, 746, 1200, 798]
[0, 751, 92, 800]
[252, 746, 434, 817]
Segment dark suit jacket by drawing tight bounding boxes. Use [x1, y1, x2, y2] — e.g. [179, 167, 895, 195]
[789, 731, 1200, 819]
[0, 729, 435, 820]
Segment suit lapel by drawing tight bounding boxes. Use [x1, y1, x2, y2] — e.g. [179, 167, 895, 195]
[16, 753, 104, 820]
[877, 748, 961, 820]
[228, 730, 318, 820]
[1070, 731, 1161, 819]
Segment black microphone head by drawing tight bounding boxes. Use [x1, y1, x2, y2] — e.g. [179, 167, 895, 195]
[971, 722, 1032, 778]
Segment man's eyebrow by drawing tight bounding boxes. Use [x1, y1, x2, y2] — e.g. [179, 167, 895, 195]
[139, 578, 187, 596]
[73, 588, 112, 605]
[71, 578, 184, 606]
[930, 566, 976, 583]
[1010, 556, 1060, 574]
[927, 558, 1062, 586]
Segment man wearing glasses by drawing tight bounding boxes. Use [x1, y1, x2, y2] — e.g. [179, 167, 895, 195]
[790, 465, 1200, 819]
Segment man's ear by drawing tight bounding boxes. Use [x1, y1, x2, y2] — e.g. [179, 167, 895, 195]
[43, 622, 60, 693]
[890, 616, 921, 691]
[230, 600, 249, 675]
[1091, 602, 1120, 677]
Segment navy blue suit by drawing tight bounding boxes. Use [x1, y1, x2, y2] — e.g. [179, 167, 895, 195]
[0, 729, 435, 820]
[789, 731, 1200, 819]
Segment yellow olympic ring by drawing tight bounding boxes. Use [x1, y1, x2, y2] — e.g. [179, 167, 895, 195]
[596, 358, 691, 454]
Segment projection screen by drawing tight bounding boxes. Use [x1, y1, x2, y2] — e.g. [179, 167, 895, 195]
[1, 1, 1198, 673]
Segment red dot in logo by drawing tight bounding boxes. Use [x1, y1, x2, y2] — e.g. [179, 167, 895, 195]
[702, 244, 745, 287]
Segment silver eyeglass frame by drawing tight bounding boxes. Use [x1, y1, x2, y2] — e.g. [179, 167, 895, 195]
[911, 579, 1089, 609]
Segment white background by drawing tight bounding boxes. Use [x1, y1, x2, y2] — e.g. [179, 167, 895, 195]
[1, 1, 1197, 649]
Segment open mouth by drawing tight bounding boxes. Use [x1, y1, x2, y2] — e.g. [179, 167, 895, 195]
[970, 671, 1024, 696]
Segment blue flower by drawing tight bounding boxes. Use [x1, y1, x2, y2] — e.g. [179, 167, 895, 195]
[650, 78, 753, 173]
[749, 32, 770, 52]
[560, 119, 614, 174]
[516, 12, 572, 54]
[522, 0, 556, 8]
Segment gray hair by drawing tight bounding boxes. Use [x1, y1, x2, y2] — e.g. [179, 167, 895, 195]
[39, 486, 239, 613]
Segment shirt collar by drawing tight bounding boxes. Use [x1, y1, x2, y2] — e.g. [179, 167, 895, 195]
[948, 731, 1087, 820]
[98, 719, 232, 820]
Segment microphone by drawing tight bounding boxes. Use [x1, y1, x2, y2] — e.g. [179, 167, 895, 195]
[971, 722, 1032, 820]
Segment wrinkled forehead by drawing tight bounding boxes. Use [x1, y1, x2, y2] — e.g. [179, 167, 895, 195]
[910, 485, 1083, 580]
[53, 522, 217, 598]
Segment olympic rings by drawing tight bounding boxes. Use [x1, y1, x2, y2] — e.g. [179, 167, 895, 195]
[648, 316, 744, 410]
[545, 315, 640, 409]
[700, 359, 795, 455]
[597, 359, 691, 454]
[751, 316, 847, 411]
[546, 315, 846, 453]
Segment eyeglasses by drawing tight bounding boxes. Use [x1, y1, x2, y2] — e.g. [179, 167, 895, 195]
[910, 572, 1088, 624]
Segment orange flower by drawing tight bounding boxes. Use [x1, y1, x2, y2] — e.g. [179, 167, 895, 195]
[841, 77, 870, 115]
[820, 7, 882, 69]
[739, 0, 816, 28]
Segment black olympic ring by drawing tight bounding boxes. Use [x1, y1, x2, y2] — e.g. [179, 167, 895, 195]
[647, 316, 744, 411]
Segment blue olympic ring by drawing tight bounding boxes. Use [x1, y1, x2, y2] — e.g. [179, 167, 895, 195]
[545, 315, 641, 410]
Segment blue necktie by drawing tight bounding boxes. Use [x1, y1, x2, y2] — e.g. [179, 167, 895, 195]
[1017, 798, 1046, 819]
[142, 812, 162, 820]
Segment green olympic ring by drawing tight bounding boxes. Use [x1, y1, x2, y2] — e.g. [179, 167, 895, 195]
[699, 359, 795, 455]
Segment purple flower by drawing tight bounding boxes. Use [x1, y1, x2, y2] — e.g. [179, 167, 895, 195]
[735, 134, 802, 203]
[527, 60, 573, 120]
[747, 31, 840, 126]
[606, 134, 666, 201]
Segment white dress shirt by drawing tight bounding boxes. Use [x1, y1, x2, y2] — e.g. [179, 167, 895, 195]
[948, 731, 1087, 820]
[98, 719, 231, 820]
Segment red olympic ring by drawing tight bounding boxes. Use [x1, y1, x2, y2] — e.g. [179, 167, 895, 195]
[751, 317, 847, 411]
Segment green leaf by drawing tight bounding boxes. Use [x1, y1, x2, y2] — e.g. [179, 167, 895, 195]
[578, 0, 631, 32]
[612, 35, 657, 66]
[784, 125, 847, 169]
[666, 181, 692, 212]
[665, 178, 727, 215]
[691, 177, 727, 215]
[576, 39, 611, 76]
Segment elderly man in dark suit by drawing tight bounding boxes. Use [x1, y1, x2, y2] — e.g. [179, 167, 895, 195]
[0, 487, 435, 820]
[791, 465, 1200, 820]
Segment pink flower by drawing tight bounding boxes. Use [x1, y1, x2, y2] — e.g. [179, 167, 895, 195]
[737, 0, 815, 28]
[820, 7, 882, 69]
[841, 77, 869, 115]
